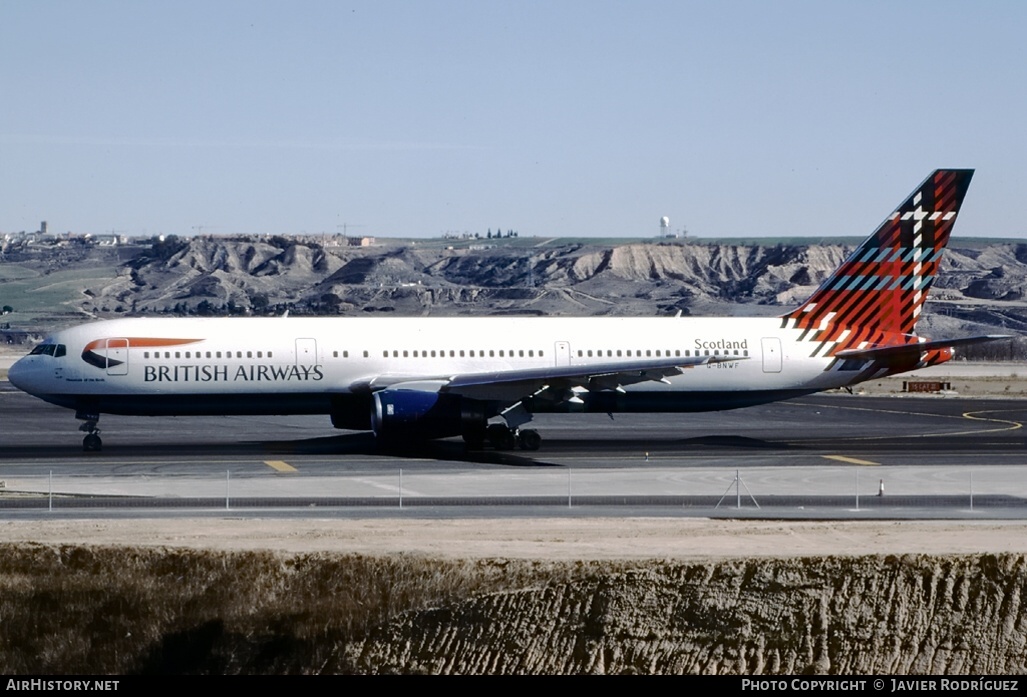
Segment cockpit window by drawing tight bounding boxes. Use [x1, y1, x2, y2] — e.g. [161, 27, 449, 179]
[28, 343, 66, 358]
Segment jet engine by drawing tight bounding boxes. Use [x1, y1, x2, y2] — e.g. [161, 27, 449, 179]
[371, 389, 486, 441]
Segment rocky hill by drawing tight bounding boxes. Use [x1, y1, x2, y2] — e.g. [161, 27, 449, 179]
[4, 235, 1026, 351]
[75, 233, 1022, 322]
[60, 235, 1025, 355]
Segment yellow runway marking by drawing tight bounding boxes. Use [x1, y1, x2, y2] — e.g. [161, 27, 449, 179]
[790, 401, 1024, 441]
[822, 454, 880, 466]
[264, 460, 297, 472]
[960, 410, 1024, 436]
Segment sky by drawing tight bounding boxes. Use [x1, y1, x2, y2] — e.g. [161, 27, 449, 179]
[2, 1, 1025, 240]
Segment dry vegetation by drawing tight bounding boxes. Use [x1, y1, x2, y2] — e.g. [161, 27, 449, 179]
[0, 543, 611, 674]
[3, 542, 1026, 674]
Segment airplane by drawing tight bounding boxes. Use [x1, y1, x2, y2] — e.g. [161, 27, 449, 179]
[8, 169, 1008, 453]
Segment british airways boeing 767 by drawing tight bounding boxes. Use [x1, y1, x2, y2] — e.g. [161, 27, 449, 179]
[9, 170, 1005, 452]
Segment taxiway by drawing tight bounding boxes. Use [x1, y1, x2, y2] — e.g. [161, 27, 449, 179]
[1, 386, 1023, 518]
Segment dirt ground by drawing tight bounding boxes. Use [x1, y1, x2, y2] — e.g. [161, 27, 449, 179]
[2, 518, 1027, 559]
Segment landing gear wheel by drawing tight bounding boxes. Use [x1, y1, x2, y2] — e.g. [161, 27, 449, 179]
[517, 429, 542, 451]
[78, 419, 102, 453]
[83, 433, 102, 452]
[487, 424, 516, 450]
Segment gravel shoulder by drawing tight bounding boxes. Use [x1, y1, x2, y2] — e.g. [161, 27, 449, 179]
[2, 518, 1027, 559]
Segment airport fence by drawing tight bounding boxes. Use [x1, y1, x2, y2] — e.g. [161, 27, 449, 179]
[1, 466, 1026, 517]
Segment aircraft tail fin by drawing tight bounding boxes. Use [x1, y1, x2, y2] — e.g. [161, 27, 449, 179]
[781, 169, 974, 347]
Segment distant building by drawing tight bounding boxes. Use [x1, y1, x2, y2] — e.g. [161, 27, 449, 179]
[347, 236, 375, 247]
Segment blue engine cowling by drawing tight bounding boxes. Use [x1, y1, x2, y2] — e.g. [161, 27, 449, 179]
[371, 389, 486, 441]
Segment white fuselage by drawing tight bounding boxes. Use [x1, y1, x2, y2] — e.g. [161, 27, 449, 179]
[10, 315, 849, 418]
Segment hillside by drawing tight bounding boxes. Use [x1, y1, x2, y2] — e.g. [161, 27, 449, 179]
[3, 236, 1026, 352]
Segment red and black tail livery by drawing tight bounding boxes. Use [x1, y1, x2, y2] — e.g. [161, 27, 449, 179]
[781, 169, 974, 351]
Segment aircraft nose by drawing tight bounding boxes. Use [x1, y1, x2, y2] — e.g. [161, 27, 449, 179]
[7, 356, 34, 393]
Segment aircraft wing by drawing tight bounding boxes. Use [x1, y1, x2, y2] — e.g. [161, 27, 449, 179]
[834, 335, 1011, 361]
[352, 354, 745, 403]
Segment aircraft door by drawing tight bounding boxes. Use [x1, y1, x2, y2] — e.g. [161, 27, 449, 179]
[106, 338, 129, 376]
[554, 341, 571, 366]
[296, 338, 317, 365]
[761, 337, 782, 373]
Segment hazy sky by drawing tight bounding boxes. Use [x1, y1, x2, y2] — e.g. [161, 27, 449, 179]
[2, 1, 1025, 239]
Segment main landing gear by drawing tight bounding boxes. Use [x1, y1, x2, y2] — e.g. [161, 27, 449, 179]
[466, 401, 543, 452]
[485, 424, 541, 451]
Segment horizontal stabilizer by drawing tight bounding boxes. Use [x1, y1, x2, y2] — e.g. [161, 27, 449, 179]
[834, 335, 1012, 361]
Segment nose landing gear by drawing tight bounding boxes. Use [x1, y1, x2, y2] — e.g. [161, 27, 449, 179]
[76, 412, 102, 452]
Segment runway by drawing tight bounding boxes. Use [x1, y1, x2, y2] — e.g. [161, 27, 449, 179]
[1, 385, 1025, 518]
